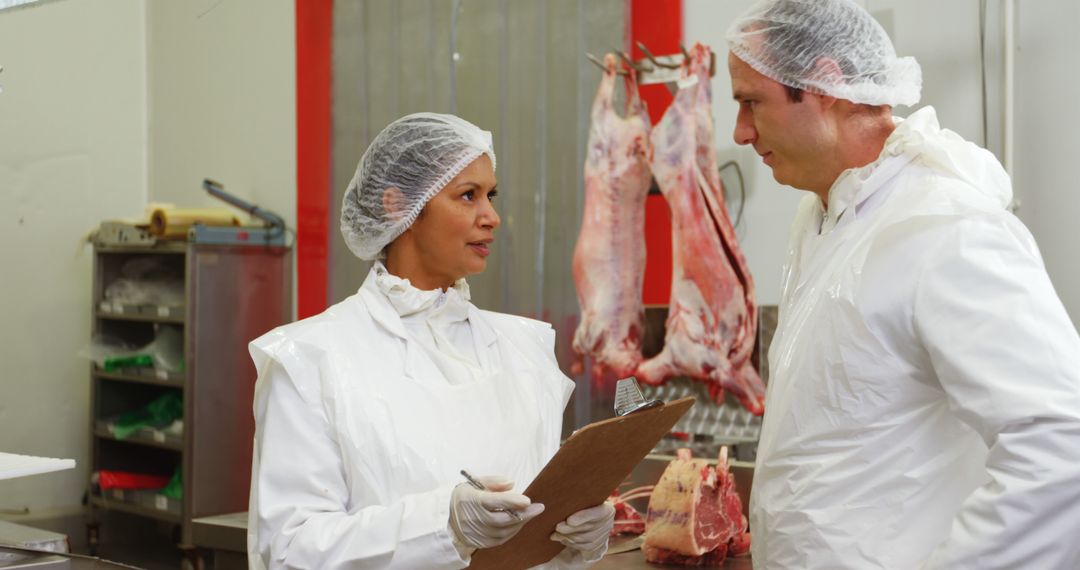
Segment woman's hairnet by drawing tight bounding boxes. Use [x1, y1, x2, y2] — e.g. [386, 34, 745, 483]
[726, 0, 922, 107]
[341, 112, 497, 260]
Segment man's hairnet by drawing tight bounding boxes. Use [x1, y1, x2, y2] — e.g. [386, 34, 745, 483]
[726, 0, 922, 107]
[341, 112, 497, 260]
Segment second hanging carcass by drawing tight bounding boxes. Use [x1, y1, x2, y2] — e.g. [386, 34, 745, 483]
[636, 43, 766, 415]
[571, 54, 652, 381]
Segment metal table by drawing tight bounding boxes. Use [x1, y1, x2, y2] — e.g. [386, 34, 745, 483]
[191, 512, 247, 570]
[188, 512, 755, 569]
[0, 546, 139, 569]
[594, 535, 753, 569]
[596, 551, 752, 569]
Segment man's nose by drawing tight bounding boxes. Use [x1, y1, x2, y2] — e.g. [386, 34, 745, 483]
[733, 108, 756, 146]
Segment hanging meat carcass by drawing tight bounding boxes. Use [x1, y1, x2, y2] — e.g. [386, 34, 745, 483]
[636, 43, 765, 416]
[571, 54, 652, 381]
[644, 447, 751, 565]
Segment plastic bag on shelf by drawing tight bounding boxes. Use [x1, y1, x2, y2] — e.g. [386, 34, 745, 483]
[159, 467, 182, 500]
[107, 392, 182, 440]
[143, 325, 184, 373]
[93, 470, 171, 491]
[79, 335, 141, 371]
[79, 325, 184, 373]
[103, 257, 184, 307]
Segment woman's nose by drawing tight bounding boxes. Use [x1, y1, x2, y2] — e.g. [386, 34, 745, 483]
[479, 199, 500, 230]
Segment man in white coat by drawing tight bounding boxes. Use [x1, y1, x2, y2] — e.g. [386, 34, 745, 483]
[725, 0, 1080, 568]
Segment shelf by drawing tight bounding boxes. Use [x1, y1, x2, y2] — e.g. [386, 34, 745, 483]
[90, 494, 182, 523]
[94, 242, 187, 255]
[95, 427, 183, 452]
[95, 304, 185, 324]
[93, 368, 185, 389]
[90, 235, 290, 547]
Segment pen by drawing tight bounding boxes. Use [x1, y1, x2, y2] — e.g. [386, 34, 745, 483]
[460, 469, 523, 521]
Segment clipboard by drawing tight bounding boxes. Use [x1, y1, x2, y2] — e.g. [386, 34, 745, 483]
[468, 396, 695, 569]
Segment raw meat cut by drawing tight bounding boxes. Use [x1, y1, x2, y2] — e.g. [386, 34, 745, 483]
[644, 447, 749, 565]
[636, 43, 765, 416]
[608, 485, 653, 536]
[571, 54, 651, 381]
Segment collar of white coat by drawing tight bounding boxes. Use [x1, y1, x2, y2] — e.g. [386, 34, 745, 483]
[359, 263, 497, 350]
[820, 106, 1013, 234]
[371, 260, 472, 320]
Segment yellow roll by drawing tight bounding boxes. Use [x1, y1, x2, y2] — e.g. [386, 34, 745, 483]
[150, 208, 240, 239]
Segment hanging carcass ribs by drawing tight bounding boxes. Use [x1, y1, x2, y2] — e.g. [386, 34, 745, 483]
[571, 54, 651, 380]
[636, 43, 765, 416]
[644, 447, 751, 565]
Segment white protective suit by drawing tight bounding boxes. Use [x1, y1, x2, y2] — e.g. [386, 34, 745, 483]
[248, 262, 579, 569]
[752, 106, 1080, 569]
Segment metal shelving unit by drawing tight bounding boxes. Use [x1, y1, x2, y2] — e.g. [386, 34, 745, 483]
[87, 233, 291, 555]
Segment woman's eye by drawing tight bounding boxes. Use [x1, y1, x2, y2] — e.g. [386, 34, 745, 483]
[488, 190, 498, 202]
[462, 190, 475, 201]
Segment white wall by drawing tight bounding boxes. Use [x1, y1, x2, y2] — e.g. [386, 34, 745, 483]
[1014, 1, 1080, 325]
[146, 0, 296, 231]
[685, 0, 1078, 329]
[0, 0, 298, 519]
[0, 0, 148, 513]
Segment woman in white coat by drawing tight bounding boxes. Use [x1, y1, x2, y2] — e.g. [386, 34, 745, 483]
[248, 113, 615, 569]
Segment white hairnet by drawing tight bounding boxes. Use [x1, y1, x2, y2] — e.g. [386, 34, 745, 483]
[341, 112, 497, 260]
[726, 0, 922, 107]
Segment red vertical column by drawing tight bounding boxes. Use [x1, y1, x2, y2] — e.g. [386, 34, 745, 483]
[296, 0, 332, 319]
[631, 0, 682, 306]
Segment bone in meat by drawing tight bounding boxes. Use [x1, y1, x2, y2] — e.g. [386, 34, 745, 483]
[644, 447, 750, 565]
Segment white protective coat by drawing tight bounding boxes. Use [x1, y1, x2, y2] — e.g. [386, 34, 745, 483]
[248, 265, 577, 569]
[752, 106, 1080, 569]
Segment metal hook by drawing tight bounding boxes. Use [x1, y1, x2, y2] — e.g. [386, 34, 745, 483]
[635, 41, 681, 70]
[616, 50, 651, 73]
[586, 53, 628, 76]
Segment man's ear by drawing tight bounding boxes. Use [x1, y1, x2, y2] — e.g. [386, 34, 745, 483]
[382, 187, 406, 220]
[811, 57, 843, 109]
[812, 57, 845, 84]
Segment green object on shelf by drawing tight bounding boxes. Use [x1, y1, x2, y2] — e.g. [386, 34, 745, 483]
[159, 467, 182, 500]
[110, 392, 182, 440]
[102, 354, 154, 372]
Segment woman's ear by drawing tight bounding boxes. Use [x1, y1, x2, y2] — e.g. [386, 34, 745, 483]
[383, 187, 406, 220]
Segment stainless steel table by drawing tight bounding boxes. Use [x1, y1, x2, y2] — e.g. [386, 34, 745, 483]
[594, 536, 753, 570]
[191, 512, 247, 570]
[596, 551, 752, 569]
[188, 512, 757, 569]
[0, 546, 138, 569]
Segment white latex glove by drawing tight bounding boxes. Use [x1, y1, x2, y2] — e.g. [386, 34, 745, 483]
[550, 502, 616, 563]
[449, 475, 545, 551]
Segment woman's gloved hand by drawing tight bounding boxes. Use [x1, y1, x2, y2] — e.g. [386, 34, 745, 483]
[449, 475, 545, 551]
[550, 502, 616, 563]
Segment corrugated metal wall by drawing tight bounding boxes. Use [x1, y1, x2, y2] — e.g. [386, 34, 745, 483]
[330, 0, 628, 429]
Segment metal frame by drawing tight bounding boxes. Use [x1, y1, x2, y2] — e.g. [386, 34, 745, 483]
[88, 238, 291, 551]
